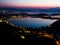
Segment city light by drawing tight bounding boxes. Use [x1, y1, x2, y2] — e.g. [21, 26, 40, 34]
[20, 35, 25, 39]
[0, 19, 2, 22]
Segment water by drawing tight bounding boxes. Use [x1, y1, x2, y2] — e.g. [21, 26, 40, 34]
[8, 18, 57, 28]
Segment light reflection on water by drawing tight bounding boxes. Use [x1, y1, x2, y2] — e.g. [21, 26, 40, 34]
[8, 18, 57, 28]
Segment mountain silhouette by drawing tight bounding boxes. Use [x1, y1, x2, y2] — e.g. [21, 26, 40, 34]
[0, 7, 60, 13]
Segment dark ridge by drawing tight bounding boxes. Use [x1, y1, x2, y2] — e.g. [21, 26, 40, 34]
[44, 20, 60, 34]
[50, 20, 60, 33]
[48, 20, 60, 39]
[51, 20, 60, 28]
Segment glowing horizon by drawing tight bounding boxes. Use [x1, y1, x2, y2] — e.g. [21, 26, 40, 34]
[0, 0, 60, 8]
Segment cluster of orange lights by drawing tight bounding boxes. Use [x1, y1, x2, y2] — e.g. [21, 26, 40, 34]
[56, 41, 60, 45]
[36, 32, 53, 39]
[22, 28, 60, 45]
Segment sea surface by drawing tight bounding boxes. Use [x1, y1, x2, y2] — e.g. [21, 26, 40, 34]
[8, 18, 57, 28]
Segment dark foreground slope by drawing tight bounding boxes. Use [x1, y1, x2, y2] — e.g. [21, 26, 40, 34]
[51, 20, 60, 29]
[49, 20, 60, 35]
[0, 22, 56, 45]
[0, 22, 21, 45]
[50, 20, 60, 40]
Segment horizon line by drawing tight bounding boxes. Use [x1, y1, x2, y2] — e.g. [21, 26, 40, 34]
[0, 5, 60, 9]
[0, 6, 59, 8]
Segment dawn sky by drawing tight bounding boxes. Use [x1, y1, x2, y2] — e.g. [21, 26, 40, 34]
[0, 0, 60, 8]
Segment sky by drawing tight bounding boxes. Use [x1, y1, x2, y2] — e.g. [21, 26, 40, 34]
[0, 0, 60, 8]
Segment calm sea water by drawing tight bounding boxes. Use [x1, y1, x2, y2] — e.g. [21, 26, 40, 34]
[8, 18, 57, 28]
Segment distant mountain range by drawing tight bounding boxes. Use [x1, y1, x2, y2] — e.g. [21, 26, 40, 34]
[0, 7, 60, 14]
